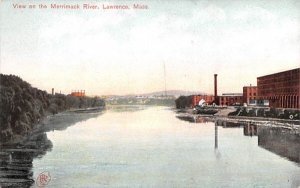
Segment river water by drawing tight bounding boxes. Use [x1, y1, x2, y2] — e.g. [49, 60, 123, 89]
[1, 106, 300, 187]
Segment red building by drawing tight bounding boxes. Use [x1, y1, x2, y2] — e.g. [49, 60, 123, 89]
[219, 93, 243, 106]
[257, 68, 300, 109]
[243, 85, 257, 105]
[191, 95, 215, 107]
[70, 90, 85, 97]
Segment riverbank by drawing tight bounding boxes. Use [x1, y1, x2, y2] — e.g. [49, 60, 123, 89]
[176, 107, 300, 126]
[1, 107, 105, 147]
[0, 74, 105, 144]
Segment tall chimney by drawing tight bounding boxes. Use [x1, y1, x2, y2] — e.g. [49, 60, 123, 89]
[214, 74, 218, 99]
[52, 88, 54, 95]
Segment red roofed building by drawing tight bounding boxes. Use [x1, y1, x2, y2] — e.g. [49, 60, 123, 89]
[70, 90, 85, 97]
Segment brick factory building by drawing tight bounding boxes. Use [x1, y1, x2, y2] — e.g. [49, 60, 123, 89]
[219, 93, 243, 106]
[191, 93, 244, 107]
[191, 95, 215, 107]
[70, 90, 85, 97]
[243, 85, 258, 105]
[257, 68, 300, 109]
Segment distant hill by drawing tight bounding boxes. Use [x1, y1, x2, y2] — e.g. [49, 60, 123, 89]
[140, 90, 205, 97]
[104, 90, 206, 98]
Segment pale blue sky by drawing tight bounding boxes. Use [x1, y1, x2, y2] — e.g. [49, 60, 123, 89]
[1, 0, 299, 95]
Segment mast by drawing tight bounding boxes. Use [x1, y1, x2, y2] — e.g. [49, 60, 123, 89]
[163, 62, 167, 97]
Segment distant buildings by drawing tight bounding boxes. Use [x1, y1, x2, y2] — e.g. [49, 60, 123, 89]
[191, 93, 244, 107]
[189, 68, 299, 109]
[257, 68, 299, 109]
[219, 93, 243, 106]
[243, 85, 257, 105]
[191, 95, 215, 107]
[107, 95, 176, 106]
[70, 90, 85, 97]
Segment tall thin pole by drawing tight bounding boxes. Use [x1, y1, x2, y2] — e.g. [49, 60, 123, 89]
[163, 62, 167, 97]
[214, 74, 218, 104]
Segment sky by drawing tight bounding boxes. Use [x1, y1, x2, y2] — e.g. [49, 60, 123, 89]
[1, 0, 299, 96]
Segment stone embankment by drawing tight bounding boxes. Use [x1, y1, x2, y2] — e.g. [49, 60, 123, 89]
[228, 106, 299, 120]
[0, 74, 105, 143]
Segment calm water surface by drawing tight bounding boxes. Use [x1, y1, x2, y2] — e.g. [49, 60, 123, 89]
[32, 106, 300, 187]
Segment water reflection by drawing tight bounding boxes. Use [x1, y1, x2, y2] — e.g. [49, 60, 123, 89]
[176, 115, 212, 123]
[215, 119, 258, 136]
[214, 122, 218, 149]
[177, 116, 299, 165]
[258, 126, 300, 164]
[29, 107, 300, 187]
[244, 123, 258, 136]
[215, 120, 243, 128]
[106, 105, 148, 113]
[0, 111, 103, 187]
[213, 121, 222, 161]
[0, 133, 52, 187]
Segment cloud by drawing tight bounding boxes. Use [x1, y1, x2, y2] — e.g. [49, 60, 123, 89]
[232, 6, 277, 23]
[192, 4, 227, 23]
[2, 1, 299, 95]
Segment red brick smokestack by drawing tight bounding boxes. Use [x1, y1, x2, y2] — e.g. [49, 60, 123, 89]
[214, 74, 218, 104]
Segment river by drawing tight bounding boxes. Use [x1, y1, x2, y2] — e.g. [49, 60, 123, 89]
[1, 106, 300, 187]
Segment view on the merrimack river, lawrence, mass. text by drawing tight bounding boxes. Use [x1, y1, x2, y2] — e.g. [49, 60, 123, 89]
[0, 0, 300, 187]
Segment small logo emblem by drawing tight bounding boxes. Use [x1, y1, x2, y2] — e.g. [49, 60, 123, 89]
[36, 171, 51, 187]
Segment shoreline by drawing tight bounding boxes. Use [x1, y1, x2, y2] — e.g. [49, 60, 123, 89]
[0, 74, 106, 144]
[0, 107, 105, 187]
[1, 108, 105, 146]
[176, 108, 300, 126]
